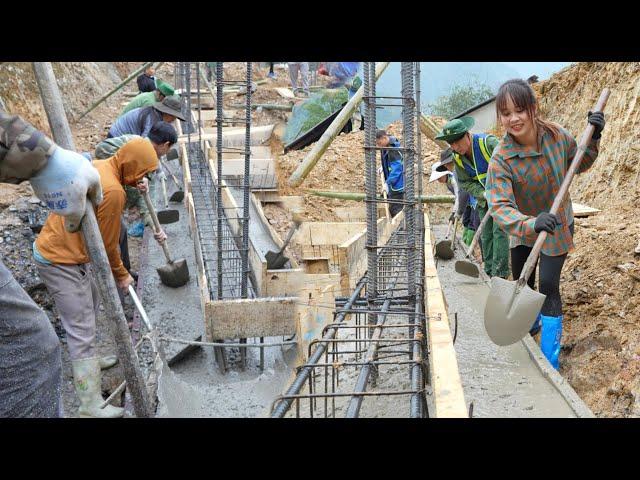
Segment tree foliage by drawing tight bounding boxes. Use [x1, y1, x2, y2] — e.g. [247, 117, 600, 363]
[427, 78, 494, 119]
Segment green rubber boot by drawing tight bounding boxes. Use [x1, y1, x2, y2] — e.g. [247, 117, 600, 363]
[99, 355, 118, 370]
[72, 357, 124, 418]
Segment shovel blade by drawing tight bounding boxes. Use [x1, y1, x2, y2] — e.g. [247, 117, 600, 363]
[484, 276, 546, 346]
[169, 190, 184, 203]
[157, 209, 179, 224]
[455, 260, 480, 278]
[265, 250, 289, 270]
[157, 258, 190, 288]
[435, 240, 453, 260]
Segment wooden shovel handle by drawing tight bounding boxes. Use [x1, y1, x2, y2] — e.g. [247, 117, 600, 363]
[160, 174, 169, 209]
[141, 189, 173, 263]
[519, 88, 610, 285]
[466, 209, 491, 258]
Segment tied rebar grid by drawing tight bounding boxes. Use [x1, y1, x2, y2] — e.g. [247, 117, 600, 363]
[178, 62, 254, 301]
[270, 63, 428, 417]
[270, 228, 429, 418]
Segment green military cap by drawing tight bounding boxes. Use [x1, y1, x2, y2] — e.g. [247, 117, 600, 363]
[156, 79, 175, 97]
[435, 116, 475, 143]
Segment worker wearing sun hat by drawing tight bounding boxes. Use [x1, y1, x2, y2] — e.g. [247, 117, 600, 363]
[435, 117, 509, 278]
[120, 79, 176, 116]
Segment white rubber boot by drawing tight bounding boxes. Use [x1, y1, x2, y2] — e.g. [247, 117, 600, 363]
[99, 355, 118, 370]
[72, 357, 124, 418]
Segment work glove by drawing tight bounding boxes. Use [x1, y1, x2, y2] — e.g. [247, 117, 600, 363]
[534, 212, 559, 234]
[587, 111, 605, 139]
[377, 165, 383, 176]
[382, 182, 389, 195]
[29, 146, 103, 233]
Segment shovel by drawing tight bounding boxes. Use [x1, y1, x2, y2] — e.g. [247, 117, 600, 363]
[160, 158, 185, 203]
[379, 170, 391, 221]
[484, 88, 610, 346]
[455, 209, 491, 278]
[142, 190, 190, 288]
[156, 172, 180, 225]
[435, 216, 458, 260]
[266, 218, 302, 270]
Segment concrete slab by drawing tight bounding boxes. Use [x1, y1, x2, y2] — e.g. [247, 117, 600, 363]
[432, 223, 577, 418]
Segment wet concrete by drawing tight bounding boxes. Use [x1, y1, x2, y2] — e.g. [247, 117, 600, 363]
[432, 224, 576, 418]
[139, 161, 297, 417]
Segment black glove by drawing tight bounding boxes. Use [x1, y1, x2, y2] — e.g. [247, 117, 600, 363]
[534, 212, 559, 234]
[587, 111, 605, 140]
[449, 211, 456, 223]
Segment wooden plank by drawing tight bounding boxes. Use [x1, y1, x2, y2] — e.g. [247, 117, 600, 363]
[211, 145, 272, 159]
[275, 87, 295, 99]
[253, 190, 283, 203]
[221, 158, 274, 176]
[190, 125, 274, 147]
[206, 297, 297, 339]
[303, 258, 330, 274]
[423, 212, 468, 418]
[293, 222, 367, 246]
[572, 201, 600, 217]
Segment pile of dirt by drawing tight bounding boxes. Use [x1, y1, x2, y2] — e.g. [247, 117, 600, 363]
[533, 62, 640, 417]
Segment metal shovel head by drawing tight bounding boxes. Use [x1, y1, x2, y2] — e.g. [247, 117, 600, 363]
[157, 258, 190, 288]
[157, 209, 179, 224]
[455, 259, 480, 278]
[265, 250, 289, 270]
[484, 276, 546, 346]
[435, 240, 454, 260]
[169, 190, 184, 203]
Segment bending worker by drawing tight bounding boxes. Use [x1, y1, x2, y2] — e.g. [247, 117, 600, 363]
[33, 136, 168, 417]
[486, 78, 605, 369]
[121, 79, 175, 116]
[436, 116, 509, 278]
[1, 111, 102, 417]
[376, 129, 404, 217]
[108, 95, 185, 139]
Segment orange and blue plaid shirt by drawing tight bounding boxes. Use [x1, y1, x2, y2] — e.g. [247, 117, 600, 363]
[486, 125, 599, 257]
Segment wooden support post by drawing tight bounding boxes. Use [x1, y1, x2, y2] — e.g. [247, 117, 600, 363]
[76, 61, 156, 121]
[32, 62, 153, 418]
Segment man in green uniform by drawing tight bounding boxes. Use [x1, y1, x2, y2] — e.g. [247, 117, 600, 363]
[435, 116, 509, 278]
[121, 79, 174, 116]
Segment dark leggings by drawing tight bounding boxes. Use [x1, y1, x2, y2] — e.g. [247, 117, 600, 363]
[510, 223, 574, 317]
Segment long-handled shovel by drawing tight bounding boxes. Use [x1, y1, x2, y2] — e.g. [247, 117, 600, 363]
[160, 158, 185, 203]
[379, 170, 391, 221]
[435, 216, 458, 260]
[142, 190, 190, 288]
[156, 171, 179, 225]
[484, 88, 610, 346]
[266, 218, 302, 269]
[455, 209, 491, 278]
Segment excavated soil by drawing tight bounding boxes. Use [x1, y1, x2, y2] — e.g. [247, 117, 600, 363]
[530, 62, 640, 417]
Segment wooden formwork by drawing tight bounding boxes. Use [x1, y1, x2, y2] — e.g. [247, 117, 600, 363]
[423, 212, 468, 418]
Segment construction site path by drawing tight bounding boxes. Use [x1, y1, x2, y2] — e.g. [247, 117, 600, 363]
[432, 223, 577, 418]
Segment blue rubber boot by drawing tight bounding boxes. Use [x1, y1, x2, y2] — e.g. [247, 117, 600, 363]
[529, 313, 542, 336]
[540, 314, 563, 370]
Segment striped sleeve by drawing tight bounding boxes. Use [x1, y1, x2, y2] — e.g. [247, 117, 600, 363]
[486, 155, 537, 240]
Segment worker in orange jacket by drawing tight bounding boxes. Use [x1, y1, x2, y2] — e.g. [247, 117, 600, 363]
[33, 137, 167, 418]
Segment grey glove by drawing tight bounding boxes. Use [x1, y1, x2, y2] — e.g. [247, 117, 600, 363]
[534, 212, 559, 234]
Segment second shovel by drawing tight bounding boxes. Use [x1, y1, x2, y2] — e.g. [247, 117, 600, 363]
[455, 209, 491, 278]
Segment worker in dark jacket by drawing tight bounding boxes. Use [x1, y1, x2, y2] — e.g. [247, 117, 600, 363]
[137, 65, 156, 93]
[108, 95, 185, 139]
[376, 130, 404, 217]
[0, 110, 102, 417]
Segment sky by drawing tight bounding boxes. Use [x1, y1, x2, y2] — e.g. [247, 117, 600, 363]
[501, 62, 572, 80]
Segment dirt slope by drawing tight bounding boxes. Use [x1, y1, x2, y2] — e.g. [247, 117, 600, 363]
[534, 62, 640, 417]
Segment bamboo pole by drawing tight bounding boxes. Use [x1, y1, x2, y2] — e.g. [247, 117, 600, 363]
[304, 189, 454, 203]
[76, 61, 157, 122]
[419, 113, 448, 149]
[288, 62, 390, 187]
[32, 62, 153, 418]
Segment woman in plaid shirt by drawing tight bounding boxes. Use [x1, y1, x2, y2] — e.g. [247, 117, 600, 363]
[485, 79, 605, 369]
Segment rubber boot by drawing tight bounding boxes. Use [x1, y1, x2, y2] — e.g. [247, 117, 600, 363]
[540, 314, 563, 370]
[99, 355, 118, 370]
[71, 357, 124, 418]
[529, 313, 542, 336]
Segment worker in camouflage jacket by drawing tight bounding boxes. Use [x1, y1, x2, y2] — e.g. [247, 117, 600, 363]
[0, 110, 102, 417]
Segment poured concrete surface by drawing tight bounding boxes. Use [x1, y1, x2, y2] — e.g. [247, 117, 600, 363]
[432, 224, 576, 418]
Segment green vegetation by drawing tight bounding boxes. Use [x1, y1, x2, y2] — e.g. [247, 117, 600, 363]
[427, 77, 494, 119]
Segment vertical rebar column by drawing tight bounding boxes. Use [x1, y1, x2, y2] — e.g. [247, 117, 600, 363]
[401, 62, 416, 300]
[196, 63, 203, 145]
[363, 62, 378, 329]
[185, 63, 192, 146]
[241, 63, 252, 298]
[414, 62, 424, 288]
[215, 62, 224, 299]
